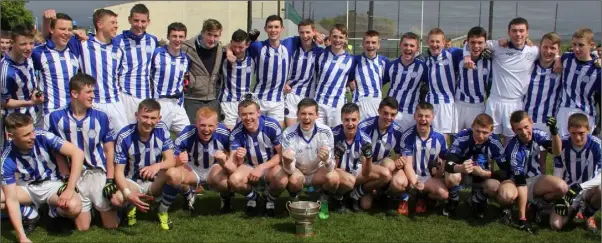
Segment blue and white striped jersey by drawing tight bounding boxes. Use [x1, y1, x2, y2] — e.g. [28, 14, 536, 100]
[352, 54, 388, 102]
[150, 46, 189, 104]
[230, 115, 282, 167]
[115, 122, 174, 181]
[554, 135, 601, 186]
[400, 126, 447, 177]
[559, 53, 601, 117]
[358, 116, 403, 162]
[456, 58, 491, 104]
[174, 123, 230, 169]
[1, 130, 64, 185]
[248, 37, 299, 102]
[384, 57, 427, 114]
[314, 47, 355, 108]
[32, 39, 80, 114]
[0, 55, 38, 118]
[332, 124, 372, 173]
[46, 106, 115, 172]
[114, 30, 159, 99]
[506, 128, 551, 179]
[523, 61, 562, 123]
[288, 45, 323, 98]
[282, 122, 334, 175]
[449, 128, 506, 170]
[425, 48, 462, 104]
[219, 52, 254, 102]
[68, 34, 124, 104]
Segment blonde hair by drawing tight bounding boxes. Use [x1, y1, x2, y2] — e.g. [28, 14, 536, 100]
[196, 107, 217, 120]
[573, 28, 595, 43]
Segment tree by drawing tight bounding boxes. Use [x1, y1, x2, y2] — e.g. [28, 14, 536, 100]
[1, 0, 34, 31]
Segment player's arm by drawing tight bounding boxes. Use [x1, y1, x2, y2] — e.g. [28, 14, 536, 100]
[444, 138, 472, 174]
[113, 138, 130, 194]
[104, 141, 115, 179]
[44, 114, 70, 176]
[281, 129, 296, 174]
[399, 135, 417, 185]
[553, 155, 565, 179]
[56, 139, 85, 208]
[2, 160, 30, 243]
[1, 75, 43, 109]
[225, 132, 245, 174]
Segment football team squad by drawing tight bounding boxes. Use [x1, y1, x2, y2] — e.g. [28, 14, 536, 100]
[1, 3, 601, 243]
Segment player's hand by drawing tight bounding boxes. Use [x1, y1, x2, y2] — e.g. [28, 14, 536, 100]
[73, 29, 88, 41]
[248, 167, 263, 183]
[284, 82, 292, 94]
[463, 56, 475, 69]
[57, 188, 75, 209]
[318, 146, 330, 162]
[360, 143, 372, 158]
[282, 148, 295, 163]
[235, 147, 247, 165]
[595, 58, 602, 68]
[127, 192, 153, 212]
[334, 142, 346, 160]
[248, 29, 260, 42]
[30, 90, 44, 105]
[102, 179, 117, 199]
[178, 151, 189, 164]
[553, 58, 563, 73]
[214, 150, 227, 165]
[563, 183, 583, 204]
[43, 9, 57, 20]
[460, 160, 474, 174]
[471, 165, 484, 177]
[315, 33, 325, 45]
[525, 38, 533, 47]
[348, 80, 356, 92]
[498, 38, 508, 47]
[226, 47, 236, 63]
[415, 181, 425, 191]
[139, 163, 161, 180]
[553, 198, 569, 216]
[546, 116, 558, 136]
[394, 157, 405, 170]
[480, 48, 492, 60]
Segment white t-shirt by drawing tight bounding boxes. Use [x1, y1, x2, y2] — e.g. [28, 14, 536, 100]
[281, 122, 334, 175]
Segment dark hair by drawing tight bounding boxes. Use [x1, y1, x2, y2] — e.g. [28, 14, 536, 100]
[4, 112, 33, 131]
[568, 113, 590, 130]
[238, 98, 260, 111]
[509, 110, 530, 125]
[331, 24, 348, 37]
[508, 17, 529, 31]
[265, 15, 283, 27]
[0, 30, 10, 39]
[10, 24, 34, 41]
[365, 30, 380, 38]
[202, 19, 222, 33]
[415, 102, 434, 112]
[378, 97, 398, 111]
[297, 98, 319, 114]
[138, 99, 161, 112]
[50, 13, 73, 29]
[298, 19, 315, 29]
[69, 73, 96, 93]
[92, 9, 117, 31]
[341, 103, 360, 116]
[231, 29, 249, 43]
[400, 32, 419, 43]
[467, 26, 487, 40]
[130, 3, 150, 18]
[167, 22, 187, 37]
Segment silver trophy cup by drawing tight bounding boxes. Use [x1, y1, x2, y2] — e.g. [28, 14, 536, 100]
[286, 200, 321, 237]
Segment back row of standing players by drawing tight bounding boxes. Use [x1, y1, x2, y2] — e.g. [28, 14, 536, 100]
[0, 2, 601, 240]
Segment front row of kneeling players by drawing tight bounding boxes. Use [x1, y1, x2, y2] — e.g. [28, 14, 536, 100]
[2, 74, 600, 242]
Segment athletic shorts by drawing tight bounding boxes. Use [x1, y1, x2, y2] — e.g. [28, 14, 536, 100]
[220, 101, 240, 128]
[120, 93, 144, 125]
[526, 174, 543, 203]
[258, 100, 284, 123]
[433, 102, 455, 134]
[455, 101, 485, 132]
[185, 163, 219, 188]
[78, 169, 111, 212]
[284, 93, 304, 119]
[94, 101, 129, 134]
[318, 104, 343, 128]
[158, 98, 191, 133]
[556, 107, 596, 137]
[19, 180, 63, 208]
[357, 97, 381, 121]
[485, 98, 523, 137]
[395, 111, 416, 132]
[126, 178, 154, 195]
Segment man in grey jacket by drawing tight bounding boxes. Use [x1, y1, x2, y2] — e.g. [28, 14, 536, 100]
[181, 19, 224, 123]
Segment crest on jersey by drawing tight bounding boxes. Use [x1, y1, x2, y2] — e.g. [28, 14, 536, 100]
[410, 72, 418, 78]
[525, 52, 535, 60]
[111, 53, 119, 60]
[145, 46, 152, 53]
[441, 59, 450, 65]
[582, 76, 590, 83]
[88, 130, 97, 139]
[550, 73, 557, 79]
[482, 68, 489, 75]
[246, 66, 252, 73]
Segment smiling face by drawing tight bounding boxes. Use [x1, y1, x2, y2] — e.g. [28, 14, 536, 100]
[540, 38, 559, 63]
[400, 37, 418, 62]
[363, 35, 380, 56]
[168, 30, 186, 51]
[98, 15, 118, 38]
[50, 19, 73, 47]
[264, 20, 283, 41]
[10, 35, 34, 60]
[329, 28, 347, 51]
[378, 105, 397, 129]
[469, 36, 486, 57]
[238, 104, 260, 133]
[196, 113, 218, 143]
[414, 108, 433, 133]
[8, 124, 36, 151]
[508, 23, 528, 47]
[128, 13, 150, 35]
[136, 108, 161, 135]
[71, 85, 95, 109]
[297, 105, 318, 131]
[511, 117, 533, 144]
[298, 25, 315, 46]
[428, 33, 444, 56]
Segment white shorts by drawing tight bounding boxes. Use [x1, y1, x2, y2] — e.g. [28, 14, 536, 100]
[433, 102, 455, 134]
[94, 101, 129, 134]
[78, 169, 111, 212]
[158, 98, 190, 133]
[526, 174, 543, 203]
[485, 98, 523, 137]
[556, 107, 596, 137]
[394, 112, 416, 131]
[19, 180, 63, 208]
[220, 101, 240, 128]
[357, 97, 381, 121]
[454, 101, 485, 132]
[120, 93, 144, 124]
[126, 178, 154, 195]
[258, 100, 284, 122]
[284, 93, 304, 119]
[318, 104, 343, 128]
[185, 163, 219, 188]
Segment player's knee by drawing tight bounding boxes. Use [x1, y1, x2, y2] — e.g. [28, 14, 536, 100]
[444, 173, 462, 187]
[325, 171, 340, 187]
[102, 216, 119, 229]
[75, 221, 90, 232]
[556, 181, 568, 195]
[379, 169, 392, 183]
[227, 174, 245, 190]
[110, 193, 125, 207]
[271, 175, 288, 190]
[287, 175, 304, 191]
[497, 190, 516, 205]
[165, 168, 182, 186]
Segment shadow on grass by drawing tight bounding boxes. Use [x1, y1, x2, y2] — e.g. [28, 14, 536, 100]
[272, 222, 296, 234]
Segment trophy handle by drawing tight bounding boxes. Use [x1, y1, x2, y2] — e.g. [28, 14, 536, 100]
[286, 201, 291, 213]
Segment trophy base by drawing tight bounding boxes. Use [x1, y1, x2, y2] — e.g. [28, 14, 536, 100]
[294, 221, 315, 237]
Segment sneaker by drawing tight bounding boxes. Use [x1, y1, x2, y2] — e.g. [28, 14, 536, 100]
[442, 200, 458, 217]
[127, 206, 137, 226]
[519, 219, 538, 235]
[265, 200, 275, 217]
[23, 214, 40, 235]
[334, 197, 349, 214]
[576, 211, 586, 220]
[47, 216, 74, 234]
[586, 217, 599, 234]
[318, 199, 329, 220]
[350, 197, 362, 212]
[386, 198, 401, 216]
[499, 208, 512, 225]
[246, 199, 258, 216]
[415, 199, 427, 214]
[184, 194, 196, 214]
[157, 211, 171, 230]
[471, 201, 486, 219]
[219, 196, 233, 214]
[397, 200, 409, 216]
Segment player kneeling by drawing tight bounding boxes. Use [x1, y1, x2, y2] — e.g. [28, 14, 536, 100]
[282, 98, 340, 220]
[110, 99, 179, 230]
[551, 113, 601, 234]
[331, 103, 375, 213]
[399, 103, 450, 214]
[227, 99, 288, 217]
[443, 113, 507, 219]
[169, 107, 233, 214]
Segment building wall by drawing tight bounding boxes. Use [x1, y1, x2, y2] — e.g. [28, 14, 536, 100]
[102, 1, 284, 41]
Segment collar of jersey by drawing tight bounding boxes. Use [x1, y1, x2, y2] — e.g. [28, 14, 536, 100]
[45, 39, 68, 52]
[362, 52, 379, 60]
[573, 53, 598, 65]
[371, 116, 394, 137]
[2, 53, 27, 66]
[123, 30, 146, 43]
[89, 34, 116, 47]
[569, 134, 592, 152]
[296, 124, 318, 144]
[507, 41, 525, 51]
[326, 46, 349, 57]
[66, 105, 92, 122]
[413, 125, 434, 142]
[132, 123, 155, 144]
[397, 57, 417, 68]
[162, 46, 184, 58]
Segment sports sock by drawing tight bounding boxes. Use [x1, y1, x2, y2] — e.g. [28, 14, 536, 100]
[159, 184, 178, 213]
[182, 187, 194, 201]
[448, 185, 461, 202]
[20, 205, 38, 219]
[350, 185, 365, 200]
[400, 193, 409, 201]
[246, 190, 259, 201]
[582, 202, 600, 218]
[220, 191, 234, 200]
[264, 188, 277, 202]
[471, 183, 488, 204]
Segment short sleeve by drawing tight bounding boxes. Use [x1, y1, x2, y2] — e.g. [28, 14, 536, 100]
[159, 124, 175, 152]
[230, 129, 243, 151]
[269, 123, 283, 146]
[1, 157, 17, 185]
[400, 133, 414, 157]
[100, 113, 116, 143]
[114, 135, 129, 165]
[41, 131, 65, 152]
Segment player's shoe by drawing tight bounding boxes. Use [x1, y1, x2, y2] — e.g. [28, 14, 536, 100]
[219, 195, 233, 214]
[184, 193, 196, 214]
[415, 198, 427, 214]
[157, 212, 172, 230]
[127, 206, 137, 226]
[442, 199, 458, 217]
[576, 211, 586, 220]
[499, 207, 512, 225]
[586, 217, 599, 234]
[518, 219, 538, 235]
[386, 198, 402, 216]
[397, 200, 409, 216]
[246, 198, 258, 216]
[333, 195, 349, 214]
[265, 200, 276, 217]
[23, 213, 40, 235]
